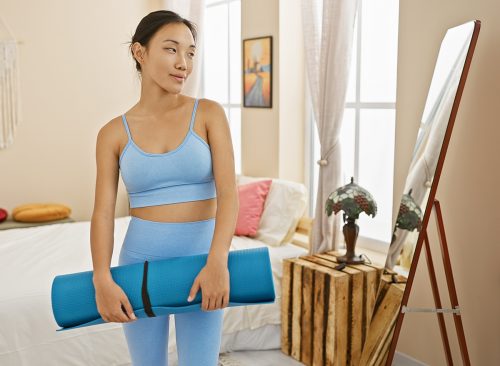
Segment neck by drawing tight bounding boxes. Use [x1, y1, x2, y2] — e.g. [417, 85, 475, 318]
[136, 76, 184, 116]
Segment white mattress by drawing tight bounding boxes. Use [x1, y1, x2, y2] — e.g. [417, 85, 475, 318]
[0, 216, 307, 365]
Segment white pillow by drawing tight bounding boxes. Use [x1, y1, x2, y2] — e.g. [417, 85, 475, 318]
[237, 175, 308, 246]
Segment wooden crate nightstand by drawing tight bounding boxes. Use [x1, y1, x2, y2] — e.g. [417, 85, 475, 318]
[281, 251, 384, 366]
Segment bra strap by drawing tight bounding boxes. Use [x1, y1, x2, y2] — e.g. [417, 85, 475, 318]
[189, 98, 199, 131]
[121, 115, 132, 140]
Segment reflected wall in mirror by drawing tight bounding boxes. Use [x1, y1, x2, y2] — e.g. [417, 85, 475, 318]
[359, 20, 480, 365]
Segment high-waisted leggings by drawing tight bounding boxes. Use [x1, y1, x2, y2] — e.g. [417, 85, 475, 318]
[118, 216, 223, 366]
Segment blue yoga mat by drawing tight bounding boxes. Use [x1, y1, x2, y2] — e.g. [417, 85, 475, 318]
[51, 247, 275, 331]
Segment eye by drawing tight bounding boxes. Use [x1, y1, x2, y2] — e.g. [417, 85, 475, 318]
[165, 47, 175, 52]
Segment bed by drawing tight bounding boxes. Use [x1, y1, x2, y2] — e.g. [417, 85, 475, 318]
[0, 176, 311, 365]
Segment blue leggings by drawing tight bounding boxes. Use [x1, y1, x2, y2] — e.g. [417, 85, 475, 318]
[118, 216, 223, 366]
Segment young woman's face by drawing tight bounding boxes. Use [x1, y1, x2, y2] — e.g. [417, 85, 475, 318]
[135, 22, 196, 93]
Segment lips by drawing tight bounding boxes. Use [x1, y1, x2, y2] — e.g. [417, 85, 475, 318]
[171, 74, 185, 82]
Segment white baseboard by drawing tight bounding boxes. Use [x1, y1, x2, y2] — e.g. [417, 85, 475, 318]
[393, 351, 428, 366]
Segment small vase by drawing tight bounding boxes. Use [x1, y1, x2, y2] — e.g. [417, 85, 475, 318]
[337, 217, 365, 264]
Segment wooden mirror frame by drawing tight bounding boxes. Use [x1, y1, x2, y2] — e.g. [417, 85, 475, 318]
[357, 20, 481, 365]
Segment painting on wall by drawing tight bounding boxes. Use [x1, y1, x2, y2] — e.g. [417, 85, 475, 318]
[242, 36, 272, 108]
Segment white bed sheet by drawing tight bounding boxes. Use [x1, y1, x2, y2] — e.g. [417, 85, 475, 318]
[0, 216, 307, 365]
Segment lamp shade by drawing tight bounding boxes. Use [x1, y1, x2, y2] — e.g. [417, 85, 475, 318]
[396, 188, 423, 232]
[325, 177, 377, 220]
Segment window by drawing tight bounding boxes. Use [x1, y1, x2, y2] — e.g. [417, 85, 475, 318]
[309, 0, 399, 251]
[204, 0, 242, 174]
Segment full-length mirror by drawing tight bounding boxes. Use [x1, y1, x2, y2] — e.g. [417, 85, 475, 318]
[385, 20, 479, 276]
[359, 20, 480, 365]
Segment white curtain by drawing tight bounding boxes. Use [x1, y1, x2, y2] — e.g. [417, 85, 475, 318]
[301, 0, 359, 254]
[0, 16, 22, 150]
[161, 0, 206, 98]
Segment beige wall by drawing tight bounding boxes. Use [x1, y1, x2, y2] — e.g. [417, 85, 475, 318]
[0, 0, 157, 221]
[393, 1, 500, 364]
[241, 0, 306, 184]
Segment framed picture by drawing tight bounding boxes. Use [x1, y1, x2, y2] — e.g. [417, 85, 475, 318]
[242, 36, 272, 108]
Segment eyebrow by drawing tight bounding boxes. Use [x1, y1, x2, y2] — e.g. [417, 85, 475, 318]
[162, 39, 196, 49]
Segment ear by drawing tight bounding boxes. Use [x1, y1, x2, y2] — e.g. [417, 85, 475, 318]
[132, 42, 145, 64]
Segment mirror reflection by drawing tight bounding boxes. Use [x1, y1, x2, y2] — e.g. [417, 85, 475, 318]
[385, 21, 476, 275]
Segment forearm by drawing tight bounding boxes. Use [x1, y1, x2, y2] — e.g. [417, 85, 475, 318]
[90, 213, 115, 282]
[207, 189, 239, 266]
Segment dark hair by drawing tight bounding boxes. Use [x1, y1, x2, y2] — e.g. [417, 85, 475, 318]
[127, 10, 198, 73]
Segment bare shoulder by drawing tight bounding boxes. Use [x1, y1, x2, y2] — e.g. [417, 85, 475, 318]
[96, 116, 127, 157]
[198, 97, 224, 113]
[198, 98, 227, 127]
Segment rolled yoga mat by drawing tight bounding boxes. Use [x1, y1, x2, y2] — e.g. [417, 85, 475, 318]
[51, 246, 275, 331]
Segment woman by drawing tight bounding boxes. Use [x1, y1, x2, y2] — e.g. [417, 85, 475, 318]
[89, 10, 239, 366]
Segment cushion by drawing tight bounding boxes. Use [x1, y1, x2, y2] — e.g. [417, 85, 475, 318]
[237, 175, 308, 246]
[235, 179, 272, 236]
[0, 208, 7, 223]
[12, 203, 72, 223]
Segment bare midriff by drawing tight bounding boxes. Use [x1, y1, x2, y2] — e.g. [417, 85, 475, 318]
[129, 198, 217, 223]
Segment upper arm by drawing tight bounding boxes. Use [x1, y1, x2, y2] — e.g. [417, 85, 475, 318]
[92, 119, 121, 218]
[204, 100, 238, 198]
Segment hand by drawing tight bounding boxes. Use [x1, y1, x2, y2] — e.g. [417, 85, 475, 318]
[187, 260, 230, 311]
[94, 277, 137, 323]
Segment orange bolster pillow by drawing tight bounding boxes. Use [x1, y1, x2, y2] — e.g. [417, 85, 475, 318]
[12, 203, 72, 223]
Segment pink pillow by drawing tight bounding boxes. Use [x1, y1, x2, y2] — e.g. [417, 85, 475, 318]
[235, 179, 273, 236]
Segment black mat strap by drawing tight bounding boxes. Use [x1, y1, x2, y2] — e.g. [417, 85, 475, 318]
[142, 261, 156, 317]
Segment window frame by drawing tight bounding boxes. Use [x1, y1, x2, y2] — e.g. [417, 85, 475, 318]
[204, 0, 242, 174]
[307, 0, 398, 253]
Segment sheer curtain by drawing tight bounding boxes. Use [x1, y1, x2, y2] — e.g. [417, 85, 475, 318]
[301, 0, 359, 254]
[0, 16, 22, 149]
[162, 0, 206, 98]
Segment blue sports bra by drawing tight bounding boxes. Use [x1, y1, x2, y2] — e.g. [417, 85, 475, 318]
[118, 98, 217, 208]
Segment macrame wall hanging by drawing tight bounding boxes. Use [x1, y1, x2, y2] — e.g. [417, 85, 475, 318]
[0, 15, 23, 149]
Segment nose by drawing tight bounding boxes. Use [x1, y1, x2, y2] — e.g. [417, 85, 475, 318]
[176, 54, 188, 71]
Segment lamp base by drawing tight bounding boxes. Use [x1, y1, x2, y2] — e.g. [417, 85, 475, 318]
[336, 253, 366, 264]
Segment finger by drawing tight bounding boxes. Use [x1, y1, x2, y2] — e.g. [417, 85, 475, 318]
[207, 296, 214, 311]
[109, 313, 119, 323]
[122, 301, 136, 321]
[114, 303, 129, 323]
[116, 309, 131, 323]
[188, 278, 200, 302]
[202, 296, 208, 311]
[215, 295, 223, 310]
[213, 295, 220, 310]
